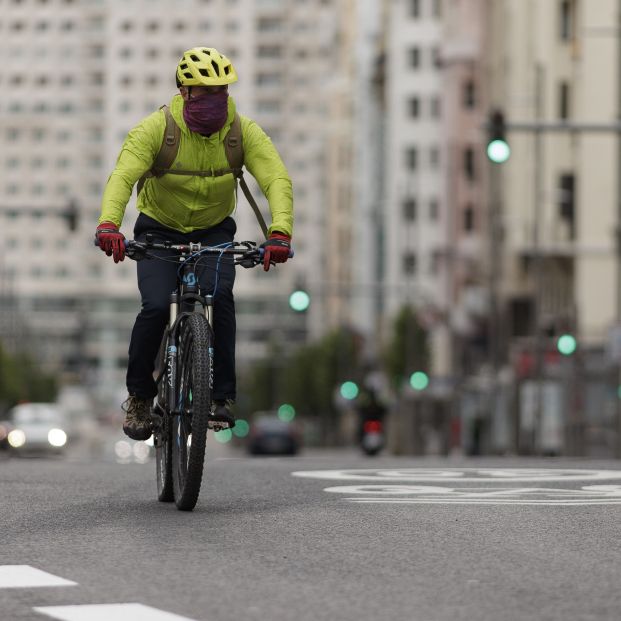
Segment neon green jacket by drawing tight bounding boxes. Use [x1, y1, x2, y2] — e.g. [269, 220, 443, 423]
[99, 94, 293, 237]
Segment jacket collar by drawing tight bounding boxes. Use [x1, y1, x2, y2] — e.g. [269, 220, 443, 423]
[170, 93, 236, 141]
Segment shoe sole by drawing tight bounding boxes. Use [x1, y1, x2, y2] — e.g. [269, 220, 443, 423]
[123, 425, 152, 442]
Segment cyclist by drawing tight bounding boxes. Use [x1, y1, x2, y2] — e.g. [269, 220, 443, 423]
[95, 47, 293, 441]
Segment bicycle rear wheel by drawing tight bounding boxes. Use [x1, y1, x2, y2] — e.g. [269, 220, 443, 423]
[154, 333, 173, 502]
[172, 313, 213, 511]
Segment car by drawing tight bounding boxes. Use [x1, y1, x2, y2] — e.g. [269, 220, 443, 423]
[247, 414, 300, 456]
[6, 403, 69, 455]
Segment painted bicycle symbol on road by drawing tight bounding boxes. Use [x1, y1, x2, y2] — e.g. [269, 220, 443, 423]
[291, 469, 621, 506]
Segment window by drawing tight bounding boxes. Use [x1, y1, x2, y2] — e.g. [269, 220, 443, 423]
[408, 96, 420, 118]
[403, 198, 417, 221]
[429, 199, 439, 220]
[409, 47, 420, 69]
[433, 0, 442, 18]
[429, 146, 440, 168]
[257, 45, 282, 58]
[558, 172, 575, 239]
[403, 253, 417, 275]
[464, 147, 475, 181]
[464, 204, 475, 232]
[463, 80, 476, 108]
[410, 0, 420, 18]
[256, 73, 282, 86]
[559, 0, 574, 41]
[257, 100, 281, 113]
[430, 96, 441, 118]
[559, 81, 570, 119]
[406, 147, 418, 170]
[258, 17, 282, 31]
[431, 47, 442, 68]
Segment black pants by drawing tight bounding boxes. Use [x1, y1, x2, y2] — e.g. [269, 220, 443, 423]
[126, 213, 237, 402]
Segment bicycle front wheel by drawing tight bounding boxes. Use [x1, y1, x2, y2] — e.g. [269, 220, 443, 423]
[172, 313, 213, 511]
[154, 332, 173, 502]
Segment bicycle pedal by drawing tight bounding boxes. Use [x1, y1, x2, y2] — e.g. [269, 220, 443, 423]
[207, 420, 230, 431]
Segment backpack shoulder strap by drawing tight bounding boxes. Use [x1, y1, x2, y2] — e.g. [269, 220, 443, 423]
[224, 113, 244, 175]
[153, 105, 181, 174]
[224, 114, 269, 239]
[137, 105, 180, 194]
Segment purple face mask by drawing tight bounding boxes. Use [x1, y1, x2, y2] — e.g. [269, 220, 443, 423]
[183, 91, 229, 136]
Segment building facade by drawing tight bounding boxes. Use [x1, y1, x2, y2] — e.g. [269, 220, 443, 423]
[0, 0, 335, 403]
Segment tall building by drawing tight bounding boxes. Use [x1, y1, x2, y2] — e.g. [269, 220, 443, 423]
[0, 0, 336, 402]
[384, 0, 448, 373]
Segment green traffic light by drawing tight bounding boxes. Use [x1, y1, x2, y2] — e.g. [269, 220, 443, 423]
[289, 290, 310, 312]
[278, 403, 296, 422]
[487, 139, 511, 163]
[340, 381, 359, 400]
[410, 371, 429, 391]
[557, 334, 577, 355]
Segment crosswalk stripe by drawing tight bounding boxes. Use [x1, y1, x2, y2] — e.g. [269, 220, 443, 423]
[0, 566, 77, 589]
[33, 603, 198, 621]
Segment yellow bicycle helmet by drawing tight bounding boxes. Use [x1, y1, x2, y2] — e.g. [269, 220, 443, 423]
[176, 47, 238, 87]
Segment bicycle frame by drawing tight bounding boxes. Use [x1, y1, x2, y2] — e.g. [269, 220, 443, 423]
[124, 236, 266, 418]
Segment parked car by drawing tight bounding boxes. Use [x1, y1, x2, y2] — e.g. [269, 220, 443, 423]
[248, 414, 300, 456]
[6, 403, 69, 455]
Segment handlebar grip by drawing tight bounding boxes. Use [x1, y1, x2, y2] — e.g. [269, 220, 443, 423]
[258, 248, 295, 258]
[94, 237, 130, 248]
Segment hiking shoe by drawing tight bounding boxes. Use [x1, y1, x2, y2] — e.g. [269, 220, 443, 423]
[122, 395, 153, 441]
[209, 400, 236, 429]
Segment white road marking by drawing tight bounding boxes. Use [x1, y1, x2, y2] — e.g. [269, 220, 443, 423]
[33, 603, 197, 621]
[321, 484, 621, 505]
[292, 468, 621, 483]
[0, 566, 77, 589]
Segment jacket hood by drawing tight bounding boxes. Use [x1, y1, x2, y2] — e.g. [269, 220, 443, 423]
[170, 93, 237, 140]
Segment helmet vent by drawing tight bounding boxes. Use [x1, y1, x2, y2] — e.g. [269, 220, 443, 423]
[190, 54, 200, 62]
[211, 60, 220, 76]
[224, 66, 230, 74]
[180, 63, 188, 70]
[183, 71, 193, 79]
[199, 68, 209, 77]
[203, 48, 211, 55]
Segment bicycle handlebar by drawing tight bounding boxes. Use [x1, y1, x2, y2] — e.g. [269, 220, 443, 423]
[94, 237, 294, 265]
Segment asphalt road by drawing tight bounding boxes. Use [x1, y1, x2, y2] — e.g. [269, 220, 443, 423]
[1, 441, 621, 621]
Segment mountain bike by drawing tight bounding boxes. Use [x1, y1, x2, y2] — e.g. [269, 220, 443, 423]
[122, 235, 279, 511]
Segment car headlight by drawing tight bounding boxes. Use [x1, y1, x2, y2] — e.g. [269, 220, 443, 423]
[8, 429, 26, 448]
[48, 428, 67, 447]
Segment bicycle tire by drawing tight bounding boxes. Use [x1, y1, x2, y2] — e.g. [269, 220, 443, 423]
[155, 333, 173, 502]
[172, 313, 213, 511]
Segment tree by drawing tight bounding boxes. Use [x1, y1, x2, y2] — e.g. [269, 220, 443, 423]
[383, 305, 430, 391]
[0, 344, 57, 413]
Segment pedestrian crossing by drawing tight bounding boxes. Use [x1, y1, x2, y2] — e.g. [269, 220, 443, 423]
[0, 566, 197, 620]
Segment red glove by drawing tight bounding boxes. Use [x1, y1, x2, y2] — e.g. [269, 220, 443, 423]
[96, 222, 126, 263]
[260, 232, 291, 272]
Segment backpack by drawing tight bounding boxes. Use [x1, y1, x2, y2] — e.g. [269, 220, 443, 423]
[137, 105, 268, 238]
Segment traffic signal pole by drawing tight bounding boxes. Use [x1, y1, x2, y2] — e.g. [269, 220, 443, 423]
[488, 111, 621, 455]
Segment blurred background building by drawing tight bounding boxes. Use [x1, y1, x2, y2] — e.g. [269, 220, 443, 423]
[1, 0, 621, 455]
